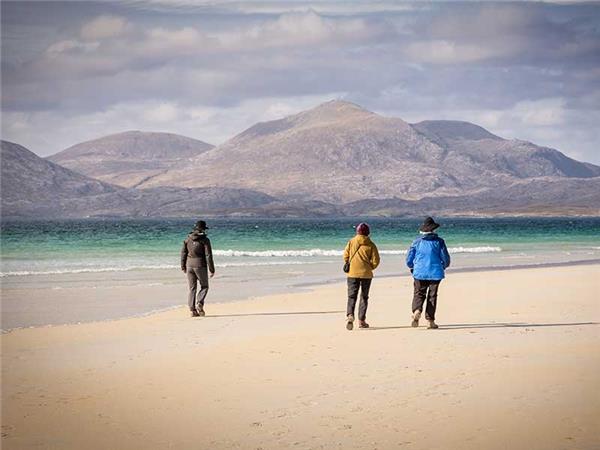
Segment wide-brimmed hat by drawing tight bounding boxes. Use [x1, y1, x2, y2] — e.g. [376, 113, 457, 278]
[419, 216, 440, 232]
[194, 220, 209, 230]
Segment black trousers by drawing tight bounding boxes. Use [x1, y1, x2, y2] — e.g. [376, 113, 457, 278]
[412, 279, 441, 321]
[347, 277, 372, 321]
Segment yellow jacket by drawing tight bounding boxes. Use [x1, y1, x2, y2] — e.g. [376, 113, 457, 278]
[343, 234, 380, 279]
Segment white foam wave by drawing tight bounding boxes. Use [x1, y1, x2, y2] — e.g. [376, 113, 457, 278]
[214, 246, 501, 257]
[0, 247, 503, 277]
[449, 246, 502, 254]
[0, 261, 319, 277]
[214, 249, 343, 257]
[0, 265, 179, 277]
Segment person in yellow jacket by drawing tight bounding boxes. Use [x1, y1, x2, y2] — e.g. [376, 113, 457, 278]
[343, 222, 380, 330]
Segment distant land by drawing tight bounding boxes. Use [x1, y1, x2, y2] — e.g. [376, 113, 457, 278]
[48, 131, 214, 188]
[2, 100, 600, 218]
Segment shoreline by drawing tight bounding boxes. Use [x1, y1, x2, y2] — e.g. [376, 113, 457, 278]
[2, 259, 600, 334]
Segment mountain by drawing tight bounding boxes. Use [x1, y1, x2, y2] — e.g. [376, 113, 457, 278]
[1, 140, 119, 216]
[413, 120, 600, 179]
[1, 140, 275, 218]
[139, 101, 600, 203]
[47, 131, 214, 188]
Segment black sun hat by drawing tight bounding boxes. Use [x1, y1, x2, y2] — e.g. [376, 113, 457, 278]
[419, 216, 440, 232]
[194, 220, 209, 230]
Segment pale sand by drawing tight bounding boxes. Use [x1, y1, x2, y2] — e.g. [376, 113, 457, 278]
[2, 265, 599, 450]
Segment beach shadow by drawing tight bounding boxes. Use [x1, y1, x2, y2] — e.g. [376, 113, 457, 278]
[208, 310, 345, 318]
[365, 322, 599, 331]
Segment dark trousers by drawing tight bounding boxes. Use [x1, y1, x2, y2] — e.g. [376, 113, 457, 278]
[412, 279, 441, 321]
[187, 267, 209, 311]
[347, 277, 372, 321]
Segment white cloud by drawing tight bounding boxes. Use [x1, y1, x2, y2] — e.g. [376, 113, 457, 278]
[46, 40, 99, 55]
[80, 15, 130, 41]
[512, 98, 566, 127]
[142, 103, 180, 123]
[403, 40, 501, 65]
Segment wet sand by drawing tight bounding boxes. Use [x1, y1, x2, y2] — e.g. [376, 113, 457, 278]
[2, 264, 599, 449]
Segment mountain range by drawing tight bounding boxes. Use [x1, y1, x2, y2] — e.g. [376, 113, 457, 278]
[2, 100, 599, 218]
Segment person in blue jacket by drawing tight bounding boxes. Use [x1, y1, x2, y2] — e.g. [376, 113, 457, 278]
[406, 217, 450, 329]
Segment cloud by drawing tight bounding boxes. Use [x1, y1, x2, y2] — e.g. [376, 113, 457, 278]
[80, 15, 130, 41]
[1, 1, 599, 165]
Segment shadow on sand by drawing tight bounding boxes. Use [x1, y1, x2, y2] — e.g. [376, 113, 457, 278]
[208, 310, 345, 318]
[366, 322, 599, 331]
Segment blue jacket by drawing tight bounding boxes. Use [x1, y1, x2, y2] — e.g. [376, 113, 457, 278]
[406, 233, 451, 280]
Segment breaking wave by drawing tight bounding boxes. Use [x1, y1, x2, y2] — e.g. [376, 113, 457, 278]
[213, 246, 502, 257]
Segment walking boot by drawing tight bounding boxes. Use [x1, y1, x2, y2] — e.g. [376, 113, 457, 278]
[197, 306, 206, 317]
[427, 320, 439, 329]
[191, 310, 200, 317]
[411, 310, 421, 328]
[358, 320, 370, 329]
[346, 314, 354, 331]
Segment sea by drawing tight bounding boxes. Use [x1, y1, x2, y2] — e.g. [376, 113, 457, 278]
[2, 217, 599, 330]
[2, 217, 600, 277]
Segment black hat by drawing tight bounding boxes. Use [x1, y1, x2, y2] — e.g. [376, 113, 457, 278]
[419, 216, 440, 232]
[194, 220, 209, 230]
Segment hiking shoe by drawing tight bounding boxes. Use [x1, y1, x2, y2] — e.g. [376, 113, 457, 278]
[346, 315, 354, 331]
[190, 310, 200, 317]
[427, 320, 439, 329]
[411, 310, 422, 328]
[197, 307, 206, 317]
[358, 320, 370, 329]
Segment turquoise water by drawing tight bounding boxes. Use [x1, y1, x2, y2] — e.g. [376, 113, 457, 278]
[1, 217, 600, 276]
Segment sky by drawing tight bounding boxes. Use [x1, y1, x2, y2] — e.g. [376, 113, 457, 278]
[1, 1, 599, 164]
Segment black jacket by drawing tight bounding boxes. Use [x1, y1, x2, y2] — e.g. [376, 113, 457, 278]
[181, 230, 215, 273]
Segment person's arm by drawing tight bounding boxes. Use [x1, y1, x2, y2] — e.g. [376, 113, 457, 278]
[371, 243, 380, 270]
[343, 240, 351, 264]
[440, 238, 451, 269]
[406, 240, 417, 270]
[205, 238, 215, 275]
[180, 240, 188, 272]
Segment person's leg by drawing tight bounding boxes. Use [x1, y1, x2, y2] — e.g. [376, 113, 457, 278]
[411, 279, 428, 327]
[412, 279, 427, 313]
[346, 278, 360, 328]
[425, 281, 440, 328]
[195, 268, 209, 315]
[358, 278, 372, 322]
[186, 269, 198, 314]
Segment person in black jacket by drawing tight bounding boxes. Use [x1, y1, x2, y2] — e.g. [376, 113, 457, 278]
[181, 220, 215, 317]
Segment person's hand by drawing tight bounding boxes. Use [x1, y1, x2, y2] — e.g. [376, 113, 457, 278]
[210, 272, 215, 278]
[181, 267, 186, 273]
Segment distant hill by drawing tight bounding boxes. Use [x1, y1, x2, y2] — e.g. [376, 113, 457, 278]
[139, 100, 600, 203]
[1, 140, 118, 216]
[47, 131, 214, 188]
[413, 120, 600, 179]
[1, 140, 274, 218]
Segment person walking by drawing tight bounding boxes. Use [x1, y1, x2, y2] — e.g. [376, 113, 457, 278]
[406, 217, 450, 329]
[181, 220, 215, 317]
[343, 222, 380, 330]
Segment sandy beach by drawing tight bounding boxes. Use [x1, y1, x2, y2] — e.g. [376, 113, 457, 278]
[2, 264, 599, 450]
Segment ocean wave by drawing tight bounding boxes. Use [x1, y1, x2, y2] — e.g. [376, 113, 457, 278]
[0, 246, 503, 277]
[0, 261, 318, 277]
[214, 246, 501, 257]
[0, 265, 179, 277]
[214, 249, 343, 257]
[448, 246, 502, 253]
